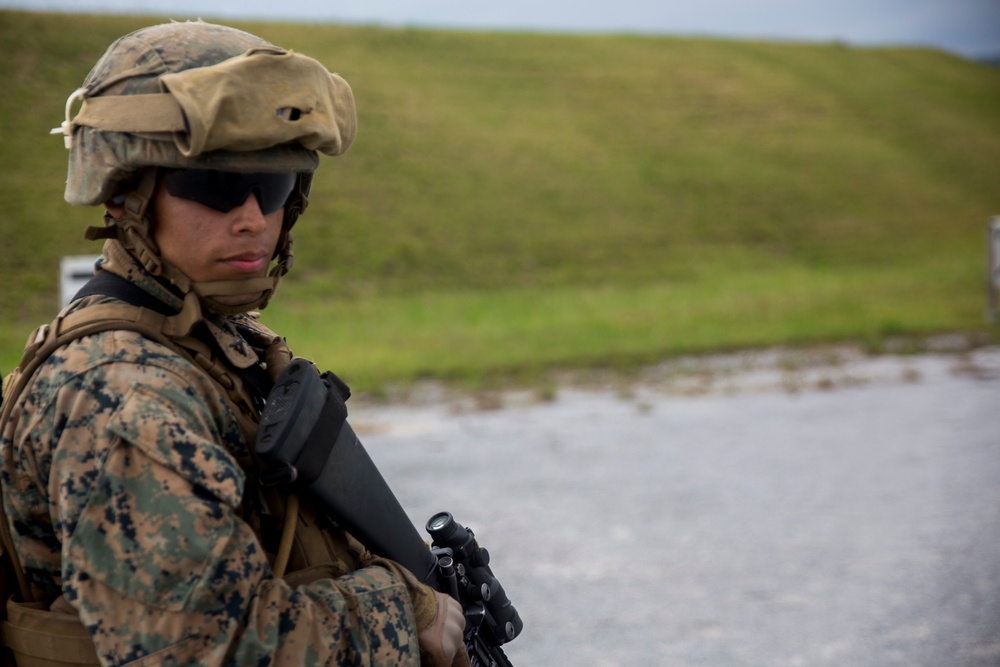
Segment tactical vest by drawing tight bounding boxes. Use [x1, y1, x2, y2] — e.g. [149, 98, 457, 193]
[0, 286, 362, 666]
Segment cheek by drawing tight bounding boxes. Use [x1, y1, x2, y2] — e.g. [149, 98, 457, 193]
[149, 209, 177, 255]
[150, 195, 215, 266]
[267, 212, 286, 251]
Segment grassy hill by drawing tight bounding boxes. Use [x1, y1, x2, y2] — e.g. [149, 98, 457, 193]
[1, 10, 998, 390]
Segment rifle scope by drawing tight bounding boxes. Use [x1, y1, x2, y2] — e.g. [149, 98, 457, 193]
[426, 512, 523, 646]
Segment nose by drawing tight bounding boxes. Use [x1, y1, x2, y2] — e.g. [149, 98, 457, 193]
[231, 192, 269, 234]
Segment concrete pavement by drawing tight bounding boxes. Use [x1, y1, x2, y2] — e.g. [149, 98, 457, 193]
[352, 345, 1000, 666]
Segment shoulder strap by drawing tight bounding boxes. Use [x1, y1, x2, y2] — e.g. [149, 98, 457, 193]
[72, 270, 177, 316]
[74, 272, 273, 398]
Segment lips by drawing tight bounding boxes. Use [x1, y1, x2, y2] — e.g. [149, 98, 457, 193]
[222, 252, 269, 273]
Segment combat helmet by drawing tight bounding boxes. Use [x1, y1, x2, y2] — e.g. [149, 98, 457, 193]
[52, 20, 356, 314]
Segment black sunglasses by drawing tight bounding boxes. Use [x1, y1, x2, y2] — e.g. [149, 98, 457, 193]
[162, 169, 296, 215]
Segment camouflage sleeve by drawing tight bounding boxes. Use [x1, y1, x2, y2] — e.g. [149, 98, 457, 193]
[13, 334, 423, 666]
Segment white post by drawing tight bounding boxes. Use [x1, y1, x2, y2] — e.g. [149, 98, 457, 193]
[989, 217, 1000, 323]
[59, 255, 101, 308]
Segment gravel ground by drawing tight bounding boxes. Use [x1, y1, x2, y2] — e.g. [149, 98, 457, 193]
[349, 343, 1000, 667]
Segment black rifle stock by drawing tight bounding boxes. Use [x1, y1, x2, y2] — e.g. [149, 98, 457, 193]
[255, 359, 522, 666]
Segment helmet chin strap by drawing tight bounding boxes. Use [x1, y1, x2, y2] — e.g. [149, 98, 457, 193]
[193, 236, 292, 315]
[192, 278, 275, 315]
[87, 167, 295, 316]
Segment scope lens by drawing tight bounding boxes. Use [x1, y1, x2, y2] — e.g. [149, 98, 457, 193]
[428, 512, 452, 531]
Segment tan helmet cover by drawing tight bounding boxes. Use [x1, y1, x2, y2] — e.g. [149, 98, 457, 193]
[57, 21, 356, 206]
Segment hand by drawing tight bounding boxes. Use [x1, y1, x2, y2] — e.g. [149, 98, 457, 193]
[418, 591, 470, 667]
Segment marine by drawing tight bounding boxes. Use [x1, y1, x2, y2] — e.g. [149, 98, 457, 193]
[0, 20, 468, 666]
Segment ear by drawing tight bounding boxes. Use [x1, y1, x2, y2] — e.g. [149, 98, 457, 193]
[105, 197, 125, 219]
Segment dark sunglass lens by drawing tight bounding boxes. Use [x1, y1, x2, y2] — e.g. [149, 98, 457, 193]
[252, 172, 296, 214]
[163, 169, 295, 214]
[163, 169, 221, 210]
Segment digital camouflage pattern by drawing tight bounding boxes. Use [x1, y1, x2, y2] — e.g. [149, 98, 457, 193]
[0, 247, 429, 666]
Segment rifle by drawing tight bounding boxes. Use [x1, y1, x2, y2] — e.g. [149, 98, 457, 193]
[255, 359, 523, 666]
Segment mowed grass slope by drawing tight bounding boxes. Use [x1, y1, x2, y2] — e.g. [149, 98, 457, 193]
[1, 11, 998, 388]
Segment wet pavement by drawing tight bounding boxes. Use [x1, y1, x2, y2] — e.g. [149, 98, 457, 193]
[351, 344, 1000, 667]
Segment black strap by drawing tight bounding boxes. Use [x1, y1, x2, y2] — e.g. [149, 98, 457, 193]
[74, 271, 177, 315]
[293, 370, 351, 484]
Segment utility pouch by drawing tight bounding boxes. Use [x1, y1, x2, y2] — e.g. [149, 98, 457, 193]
[1, 598, 99, 667]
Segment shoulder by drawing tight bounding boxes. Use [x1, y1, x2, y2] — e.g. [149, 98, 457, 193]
[29, 327, 223, 414]
[16, 327, 244, 472]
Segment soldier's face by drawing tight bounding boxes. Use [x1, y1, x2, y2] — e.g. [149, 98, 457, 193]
[151, 181, 284, 305]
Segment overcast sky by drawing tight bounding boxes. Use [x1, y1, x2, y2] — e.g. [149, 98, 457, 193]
[3, 0, 999, 58]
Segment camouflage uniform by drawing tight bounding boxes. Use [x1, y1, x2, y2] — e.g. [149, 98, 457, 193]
[0, 242, 437, 665]
[0, 20, 439, 667]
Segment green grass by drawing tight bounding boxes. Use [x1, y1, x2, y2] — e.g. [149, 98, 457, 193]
[1, 10, 998, 391]
[267, 252, 988, 391]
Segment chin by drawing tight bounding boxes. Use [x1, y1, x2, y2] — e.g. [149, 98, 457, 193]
[213, 292, 264, 307]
